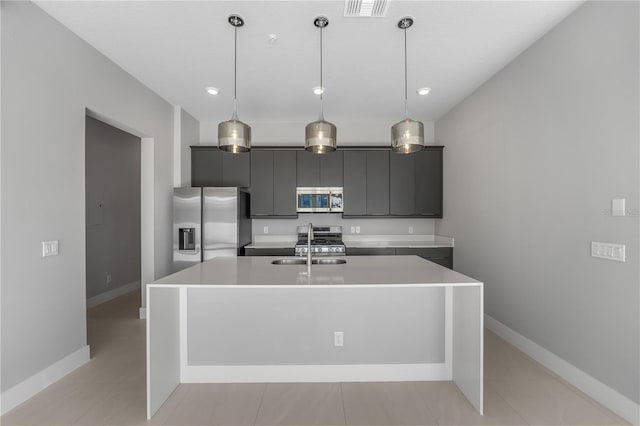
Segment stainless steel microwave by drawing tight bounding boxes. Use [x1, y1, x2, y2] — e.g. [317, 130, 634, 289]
[296, 187, 343, 213]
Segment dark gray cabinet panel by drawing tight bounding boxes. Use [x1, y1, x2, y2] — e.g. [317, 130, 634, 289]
[245, 247, 295, 256]
[191, 148, 222, 187]
[222, 151, 250, 187]
[296, 151, 321, 186]
[415, 148, 443, 217]
[343, 151, 367, 216]
[346, 247, 395, 256]
[366, 150, 390, 215]
[320, 151, 343, 186]
[389, 153, 415, 215]
[191, 147, 250, 188]
[273, 151, 297, 216]
[250, 150, 274, 216]
[396, 247, 452, 269]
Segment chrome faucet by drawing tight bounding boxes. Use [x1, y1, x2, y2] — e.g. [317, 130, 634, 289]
[307, 223, 313, 267]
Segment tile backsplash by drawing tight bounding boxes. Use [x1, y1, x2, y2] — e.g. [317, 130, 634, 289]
[252, 213, 436, 239]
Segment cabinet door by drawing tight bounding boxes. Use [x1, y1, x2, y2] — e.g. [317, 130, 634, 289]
[389, 153, 415, 215]
[343, 151, 367, 216]
[250, 150, 274, 216]
[346, 247, 396, 256]
[273, 151, 297, 216]
[296, 151, 321, 186]
[222, 151, 250, 187]
[415, 148, 443, 217]
[245, 247, 295, 256]
[320, 151, 344, 186]
[366, 151, 390, 215]
[191, 148, 223, 187]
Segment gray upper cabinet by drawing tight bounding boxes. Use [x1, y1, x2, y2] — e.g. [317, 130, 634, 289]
[343, 150, 389, 216]
[319, 151, 343, 186]
[191, 147, 250, 187]
[296, 151, 344, 187]
[366, 150, 390, 215]
[191, 147, 222, 187]
[389, 153, 415, 215]
[250, 150, 297, 218]
[415, 147, 443, 217]
[273, 151, 297, 216]
[222, 151, 250, 187]
[296, 151, 321, 186]
[250, 150, 274, 217]
[343, 151, 367, 216]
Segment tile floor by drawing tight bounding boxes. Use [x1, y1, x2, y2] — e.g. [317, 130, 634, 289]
[1, 290, 629, 426]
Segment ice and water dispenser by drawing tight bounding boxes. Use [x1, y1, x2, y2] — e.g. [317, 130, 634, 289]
[179, 228, 196, 251]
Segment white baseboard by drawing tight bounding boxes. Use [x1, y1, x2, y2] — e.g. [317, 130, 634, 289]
[485, 315, 640, 425]
[86, 280, 140, 309]
[181, 362, 450, 383]
[139, 307, 146, 319]
[0, 345, 90, 416]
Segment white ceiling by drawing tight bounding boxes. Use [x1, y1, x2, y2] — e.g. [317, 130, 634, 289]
[36, 1, 583, 126]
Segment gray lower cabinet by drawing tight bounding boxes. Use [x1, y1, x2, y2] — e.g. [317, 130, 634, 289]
[191, 147, 250, 187]
[343, 150, 390, 216]
[244, 247, 295, 256]
[346, 247, 396, 256]
[395, 247, 452, 269]
[250, 150, 297, 218]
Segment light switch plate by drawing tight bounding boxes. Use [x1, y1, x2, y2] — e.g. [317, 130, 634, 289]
[612, 199, 625, 216]
[591, 242, 625, 262]
[42, 240, 59, 257]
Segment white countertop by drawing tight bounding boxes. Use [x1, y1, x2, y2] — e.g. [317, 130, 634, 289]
[151, 255, 479, 288]
[245, 234, 454, 250]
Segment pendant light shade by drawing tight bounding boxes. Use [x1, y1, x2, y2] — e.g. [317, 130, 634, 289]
[391, 17, 424, 154]
[305, 16, 336, 154]
[219, 15, 251, 153]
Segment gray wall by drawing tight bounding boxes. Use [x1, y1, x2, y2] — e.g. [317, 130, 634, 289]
[435, 1, 639, 403]
[85, 117, 141, 299]
[180, 108, 199, 186]
[1, 1, 174, 393]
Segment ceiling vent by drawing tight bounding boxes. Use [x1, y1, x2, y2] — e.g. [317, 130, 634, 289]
[344, 0, 389, 17]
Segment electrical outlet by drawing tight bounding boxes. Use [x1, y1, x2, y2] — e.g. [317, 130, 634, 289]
[355, 226, 360, 234]
[408, 226, 414, 234]
[42, 240, 59, 257]
[591, 242, 625, 262]
[263, 226, 269, 234]
[334, 331, 344, 347]
[106, 274, 112, 284]
[350, 226, 355, 234]
[612, 199, 625, 217]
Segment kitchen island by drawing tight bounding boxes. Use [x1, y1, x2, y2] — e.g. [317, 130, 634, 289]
[146, 255, 483, 419]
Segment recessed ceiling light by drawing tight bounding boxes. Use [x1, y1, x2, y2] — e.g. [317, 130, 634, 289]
[417, 87, 431, 96]
[312, 86, 324, 95]
[206, 87, 219, 95]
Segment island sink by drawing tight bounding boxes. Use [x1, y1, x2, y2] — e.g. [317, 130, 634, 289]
[271, 258, 347, 265]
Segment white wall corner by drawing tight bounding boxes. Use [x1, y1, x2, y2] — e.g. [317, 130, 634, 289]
[485, 315, 640, 425]
[0, 346, 90, 416]
[173, 106, 182, 188]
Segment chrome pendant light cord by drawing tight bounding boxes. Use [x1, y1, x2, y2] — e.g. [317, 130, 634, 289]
[319, 25, 324, 121]
[404, 26, 408, 119]
[233, 25, 238, 120]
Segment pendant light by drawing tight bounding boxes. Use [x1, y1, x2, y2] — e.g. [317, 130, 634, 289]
[391, 17, 424, 154]
[218, 15, 251, 153]
[305, 16, 336, 154]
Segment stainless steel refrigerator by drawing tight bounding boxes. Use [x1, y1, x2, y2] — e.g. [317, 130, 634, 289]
[173, 187, 251, 272]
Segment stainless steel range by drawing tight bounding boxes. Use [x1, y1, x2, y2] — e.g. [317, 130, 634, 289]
[295, 225, 346, 256]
